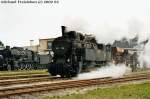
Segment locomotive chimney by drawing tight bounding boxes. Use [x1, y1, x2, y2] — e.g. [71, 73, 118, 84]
[61, 26, 66, 36]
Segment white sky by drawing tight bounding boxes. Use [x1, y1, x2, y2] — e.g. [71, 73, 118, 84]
[0, 0, 150, 46]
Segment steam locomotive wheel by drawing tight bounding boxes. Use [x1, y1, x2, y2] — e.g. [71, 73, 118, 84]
[48, 63, 56, 76]
[30, 63, 34, 69]
[61, 66, 78, 78]
[20, 63, 26, 70]
[18, 63, 22, 70]
[25, 63, 31, 70]
[24, 64, 27, 70]
[7, 64, 11, 71]
[28, 64, 32, 70]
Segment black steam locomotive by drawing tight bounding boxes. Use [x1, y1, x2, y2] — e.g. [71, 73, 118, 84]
[0, 41, 51, 70]
[48, 26, 139, 77]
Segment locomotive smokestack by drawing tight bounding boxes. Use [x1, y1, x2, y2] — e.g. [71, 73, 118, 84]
[61, 26, 66, 36]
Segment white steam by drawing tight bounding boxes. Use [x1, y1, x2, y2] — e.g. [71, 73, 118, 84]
[138, 40, 150, 68]
[63, 17, 147, 46]
[75, 64, 131, 80]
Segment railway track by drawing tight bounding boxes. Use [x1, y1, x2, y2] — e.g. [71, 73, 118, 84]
[0, 76, 70, 86]
[0, 71, 149, 86]
[0, 73, 49, 80]
[0, 77, 52, 86]
[0, 72, 150, 98]
[0, 68, 149, 80]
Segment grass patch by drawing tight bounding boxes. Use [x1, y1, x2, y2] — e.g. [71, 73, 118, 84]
[43, 81, 150, 99]
[0, 69, 48, 76]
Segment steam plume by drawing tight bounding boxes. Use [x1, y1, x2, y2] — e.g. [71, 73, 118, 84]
[75, 64, 131, 80]
[138, 38, 150, 68]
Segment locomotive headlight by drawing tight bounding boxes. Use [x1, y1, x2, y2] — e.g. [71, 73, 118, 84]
[67, 59, 70, 62]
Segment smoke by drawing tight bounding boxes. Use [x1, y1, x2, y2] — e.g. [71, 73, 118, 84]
[138, 39, 150, 68]
[63, 21, 128, 44]
[127, 19, 150, 68]
[75, 64, 131, 80]
[62, 17, 145, 44]
[62, 17, 90, 33]
[127, 18, 144, 34]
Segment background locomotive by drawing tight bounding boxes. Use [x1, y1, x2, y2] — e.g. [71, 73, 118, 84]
[48, 26, 140, 77]
[0, 41, 52, 70]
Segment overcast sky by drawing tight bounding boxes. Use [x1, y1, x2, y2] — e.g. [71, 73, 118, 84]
[0, 0, 150, 47]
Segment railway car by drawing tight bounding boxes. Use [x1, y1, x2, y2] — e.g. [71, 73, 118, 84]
[111, 47, 139, 71]
[48, 26, 140, 77]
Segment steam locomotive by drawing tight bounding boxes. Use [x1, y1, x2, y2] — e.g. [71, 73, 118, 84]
[0, 41, 51, 70]
[48, 26, 139, 77]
